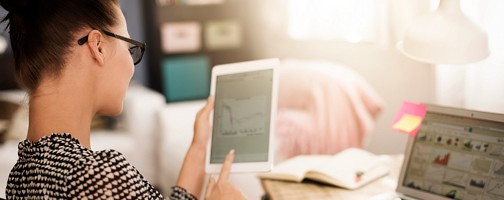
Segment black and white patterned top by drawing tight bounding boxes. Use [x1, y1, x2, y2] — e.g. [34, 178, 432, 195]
[5, 133, 197, 200]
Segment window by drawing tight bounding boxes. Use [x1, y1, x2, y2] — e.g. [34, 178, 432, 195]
[287, 0, 376, 43]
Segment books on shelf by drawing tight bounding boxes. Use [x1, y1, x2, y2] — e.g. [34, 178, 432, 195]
[258, 148, 389, 190]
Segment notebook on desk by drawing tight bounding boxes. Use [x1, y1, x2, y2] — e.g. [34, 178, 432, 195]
[376, 104, 504, 200]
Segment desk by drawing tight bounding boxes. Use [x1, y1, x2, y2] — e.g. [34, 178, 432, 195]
[260, 155, 404, 200]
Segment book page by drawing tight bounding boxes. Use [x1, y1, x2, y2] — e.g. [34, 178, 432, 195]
[258, 155, 332, 182]
[259, 155, 403, 200]
[306, 148, 389, 189]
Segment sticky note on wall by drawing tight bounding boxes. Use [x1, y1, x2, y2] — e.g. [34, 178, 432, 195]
[161, 56, 210, 102]
[205, 20, 242, 50]
[160, 22, 201, 53]
[391, 101, 427, 136]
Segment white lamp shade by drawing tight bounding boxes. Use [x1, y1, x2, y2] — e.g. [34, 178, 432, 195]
[397, 0, 489, 65]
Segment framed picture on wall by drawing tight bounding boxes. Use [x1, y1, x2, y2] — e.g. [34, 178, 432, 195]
[160, 22, 202, 54]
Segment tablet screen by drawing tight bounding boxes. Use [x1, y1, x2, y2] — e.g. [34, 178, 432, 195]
[210, 69, 273, 163]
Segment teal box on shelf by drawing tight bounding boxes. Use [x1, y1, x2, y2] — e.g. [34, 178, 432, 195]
[161, 56, 210, 102]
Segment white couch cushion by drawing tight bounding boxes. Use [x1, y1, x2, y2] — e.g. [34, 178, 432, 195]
[158, 100, 205, 196]
[0, 141, 20, 197]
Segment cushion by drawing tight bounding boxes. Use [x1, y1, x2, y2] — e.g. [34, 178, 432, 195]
[275, 59, 383, 160]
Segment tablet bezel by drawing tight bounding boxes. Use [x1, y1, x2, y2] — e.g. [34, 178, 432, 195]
[205, 58, 279, 174]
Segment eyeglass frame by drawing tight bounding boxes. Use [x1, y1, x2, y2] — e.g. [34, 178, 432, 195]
[77, 30, 146, 65]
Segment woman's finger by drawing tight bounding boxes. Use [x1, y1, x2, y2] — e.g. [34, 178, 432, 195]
[205, 175, 216, 199]
[204, 96, 215, 112]
[217, 149, 234, 184]
[196, 96, 213, 118]
[199, 96, 214, 118]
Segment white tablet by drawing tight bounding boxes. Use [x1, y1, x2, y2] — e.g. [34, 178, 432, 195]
[205, 58, 279, 173]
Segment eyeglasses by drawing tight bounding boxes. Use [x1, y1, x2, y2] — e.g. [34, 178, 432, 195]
[77, 30, 146, 65]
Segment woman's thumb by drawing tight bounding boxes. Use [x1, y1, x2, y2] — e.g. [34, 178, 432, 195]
[205, 176, 216, 199]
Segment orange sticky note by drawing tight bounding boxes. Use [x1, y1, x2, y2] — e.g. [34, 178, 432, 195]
[391, 101, 427, 136]
[392, 114, 422, 133]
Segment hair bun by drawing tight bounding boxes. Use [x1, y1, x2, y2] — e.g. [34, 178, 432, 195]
[0, 0, 29, 13]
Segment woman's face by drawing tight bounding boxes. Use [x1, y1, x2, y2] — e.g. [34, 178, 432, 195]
[96, 5, 135, 116]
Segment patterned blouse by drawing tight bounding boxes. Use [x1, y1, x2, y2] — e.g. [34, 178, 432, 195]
[5, 133, 197, 200]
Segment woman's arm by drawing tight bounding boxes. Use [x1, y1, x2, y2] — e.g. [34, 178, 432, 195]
[176, 141, 207, 198]
[176, 97, 214, 198]
[176, 97, 245, 200]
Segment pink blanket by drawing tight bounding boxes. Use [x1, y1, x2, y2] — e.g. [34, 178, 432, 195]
[275, 60, 383, 162]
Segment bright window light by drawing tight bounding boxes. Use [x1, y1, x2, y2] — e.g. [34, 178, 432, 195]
[287, 0, 376, 42]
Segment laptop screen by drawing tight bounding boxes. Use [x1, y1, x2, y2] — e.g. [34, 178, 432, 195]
[401, 109, 504, 200]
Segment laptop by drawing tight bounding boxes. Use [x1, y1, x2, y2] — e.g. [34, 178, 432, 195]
[374, 104, 504, 200]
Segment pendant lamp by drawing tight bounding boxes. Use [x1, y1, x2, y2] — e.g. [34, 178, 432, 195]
[397, 0, 489, 64]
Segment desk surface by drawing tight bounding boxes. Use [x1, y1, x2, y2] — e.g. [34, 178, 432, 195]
[260, 155, 404, 200]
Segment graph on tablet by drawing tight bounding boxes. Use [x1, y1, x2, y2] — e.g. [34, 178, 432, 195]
[218, 96, 266, 137]
[211, 69, 273, 163]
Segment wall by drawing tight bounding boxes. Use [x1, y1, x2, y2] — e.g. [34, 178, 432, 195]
[121, 0, 149, 86]
[247, 1, 437, 154]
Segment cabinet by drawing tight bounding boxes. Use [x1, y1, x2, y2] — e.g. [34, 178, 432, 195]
[142, 0, 260, 102]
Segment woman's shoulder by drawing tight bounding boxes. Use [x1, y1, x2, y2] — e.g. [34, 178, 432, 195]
[72, 147, 130, 174]
[65, 147, 163, 198]
[16, 133, 127, 169]
[10, 133, 162, 198]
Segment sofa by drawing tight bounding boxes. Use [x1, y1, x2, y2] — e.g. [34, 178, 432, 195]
[0, 84, 166, 197]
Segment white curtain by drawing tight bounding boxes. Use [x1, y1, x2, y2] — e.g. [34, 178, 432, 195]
[435, 0, 504, 113]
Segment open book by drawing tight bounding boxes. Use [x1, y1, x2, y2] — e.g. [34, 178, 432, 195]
[258, 148, 389, 190]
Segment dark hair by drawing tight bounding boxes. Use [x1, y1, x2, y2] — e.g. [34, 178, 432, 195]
[0, 0, 119, 93]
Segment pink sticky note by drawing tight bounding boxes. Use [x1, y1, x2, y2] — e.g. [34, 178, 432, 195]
[391, 101, 427, 136]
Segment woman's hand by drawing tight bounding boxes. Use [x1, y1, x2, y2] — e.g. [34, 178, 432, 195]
[192, 96, 214, 148]
[176, 97, 215, 197]
[205, 149, 246, 200]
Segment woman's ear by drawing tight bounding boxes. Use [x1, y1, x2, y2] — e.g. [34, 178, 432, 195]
[86, 30, 105, 65]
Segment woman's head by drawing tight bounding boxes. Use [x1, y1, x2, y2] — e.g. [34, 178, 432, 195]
[0, 0, 120, 93]
[1, 0, 141, 115]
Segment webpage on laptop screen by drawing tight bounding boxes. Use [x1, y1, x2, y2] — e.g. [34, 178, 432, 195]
[403, 112, 504, 200]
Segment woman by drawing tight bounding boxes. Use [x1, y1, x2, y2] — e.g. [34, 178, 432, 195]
[0, 0, 244, 199]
